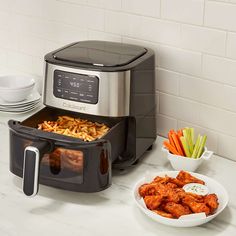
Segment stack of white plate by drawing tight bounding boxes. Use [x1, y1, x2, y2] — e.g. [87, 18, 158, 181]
[0, 90, 41, 114]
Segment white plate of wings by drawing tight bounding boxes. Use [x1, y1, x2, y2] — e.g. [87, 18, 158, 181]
[133, 171, 229, 227]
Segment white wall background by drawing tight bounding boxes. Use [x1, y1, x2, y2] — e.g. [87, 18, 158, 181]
[0, 0, 236, 160]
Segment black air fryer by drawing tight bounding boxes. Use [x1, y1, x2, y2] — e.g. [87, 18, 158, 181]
[8, 40, 156, 196]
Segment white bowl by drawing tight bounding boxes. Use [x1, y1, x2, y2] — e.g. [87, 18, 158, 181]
[133, 171, 229, 227]
[162, 147, 213, 172]
[0, 75, 35, 102]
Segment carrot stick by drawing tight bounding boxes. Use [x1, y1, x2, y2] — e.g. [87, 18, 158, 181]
[178, 137, 186, 156]
[177, 129, 183, 137]
[163, 141, 180, 155]
[171, 133, 184, 156]
[168, 131, 176, 148]
[169, 129, 176, 136]
[177, 130, 185, 154]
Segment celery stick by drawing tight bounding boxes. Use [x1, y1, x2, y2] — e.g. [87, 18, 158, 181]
[196, 135, 207, 158]
[183, 129, 189, 142]
[183, 129, 190, 154]
[180, 136, 191, 157]
[190, 128, 195, 144]
[183, 128, 194, 155]
[191, 135, 201, 158]
[188, 130, 194, 155]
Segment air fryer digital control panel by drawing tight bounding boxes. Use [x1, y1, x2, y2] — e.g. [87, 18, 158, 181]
[53, 70, 99, 104]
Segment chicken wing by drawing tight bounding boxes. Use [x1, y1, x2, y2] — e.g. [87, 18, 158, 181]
[168, 177, 185, 187]
[163, 202, 192, 218]
[182, 196, 210, 215]
[155, 183, 180, 203]
[204, 194, 219, 214]
[153, 175, 169, 184]
[176, 170, 205, 185]
[139, 183, 157, 197]
[144, 195, 163, 210]
[153, 175, 184, 187]
[181, 192, 205, 202]
[139, 181, 179, 202]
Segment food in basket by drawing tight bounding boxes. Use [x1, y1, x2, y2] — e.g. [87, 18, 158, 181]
[138, 170, 219, 219]
[163, 128, 207, 158]
[42, 148, 83, 172]
[38, 115, 109, 142]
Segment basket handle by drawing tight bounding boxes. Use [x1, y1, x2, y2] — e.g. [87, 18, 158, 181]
[23, 141, 52, 197]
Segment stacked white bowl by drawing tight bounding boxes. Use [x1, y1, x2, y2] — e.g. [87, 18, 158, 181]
[0, 75, 35, 102]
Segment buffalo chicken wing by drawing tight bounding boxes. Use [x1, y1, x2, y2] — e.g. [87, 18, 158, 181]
[163, 202, 191, 218]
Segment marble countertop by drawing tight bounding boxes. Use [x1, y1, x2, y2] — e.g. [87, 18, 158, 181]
[0, 110, 236, 236]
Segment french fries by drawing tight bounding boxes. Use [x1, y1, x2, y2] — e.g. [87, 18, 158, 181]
[38, 116, 109, 142]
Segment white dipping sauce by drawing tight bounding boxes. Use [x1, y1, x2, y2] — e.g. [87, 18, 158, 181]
[183, 183, 209, 196]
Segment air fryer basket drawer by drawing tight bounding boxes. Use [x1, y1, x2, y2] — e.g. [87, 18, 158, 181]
[8, 107, 127, 194]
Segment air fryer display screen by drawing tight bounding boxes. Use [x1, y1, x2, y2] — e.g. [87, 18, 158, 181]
[53, 70, 99, 104]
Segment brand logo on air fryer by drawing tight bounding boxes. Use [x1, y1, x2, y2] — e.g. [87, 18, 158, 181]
[63, 102, 86, 111]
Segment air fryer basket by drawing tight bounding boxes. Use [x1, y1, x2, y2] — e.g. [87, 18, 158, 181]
[20, 107, 127, 162]
[9, 107, 127, 196]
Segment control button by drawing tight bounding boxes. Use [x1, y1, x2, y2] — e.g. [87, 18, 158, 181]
[56, 78, 62, 87]
[86, 94, 94, 98]
[69, 96, 79, 101]
[88, 85, 93, 91]
[79, 93, 85, 97]
[56, 88, 63, 93]
[87, 80, 95, 83]
[79, 98, 91, 103]
[70, 91, 78, 95]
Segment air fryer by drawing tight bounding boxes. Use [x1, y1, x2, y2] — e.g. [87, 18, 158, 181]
[8, 40, 156, 196]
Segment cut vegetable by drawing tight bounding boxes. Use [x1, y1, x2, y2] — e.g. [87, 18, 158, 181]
[183, 128, 194, 155]
[177, 133, 186, 156]
[191, 134, 201, 158]
[172, 133, 184, 156]
[180, 136, 191, 157]
[190, 128, 195, 144]
[168, 131, 176, 149]
[164, 127, 208, 159]
[163, 141, 180, 155]
[196, 135, 207, 158]
[177, 129, 183, 137]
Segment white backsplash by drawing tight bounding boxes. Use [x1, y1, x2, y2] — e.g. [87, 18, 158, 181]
[0, 0, 236, 160]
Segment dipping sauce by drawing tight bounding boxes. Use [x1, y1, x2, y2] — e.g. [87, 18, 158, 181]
[183, 183, 209, 196]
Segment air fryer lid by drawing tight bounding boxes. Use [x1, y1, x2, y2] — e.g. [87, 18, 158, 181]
[53, 41, 147, 67]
